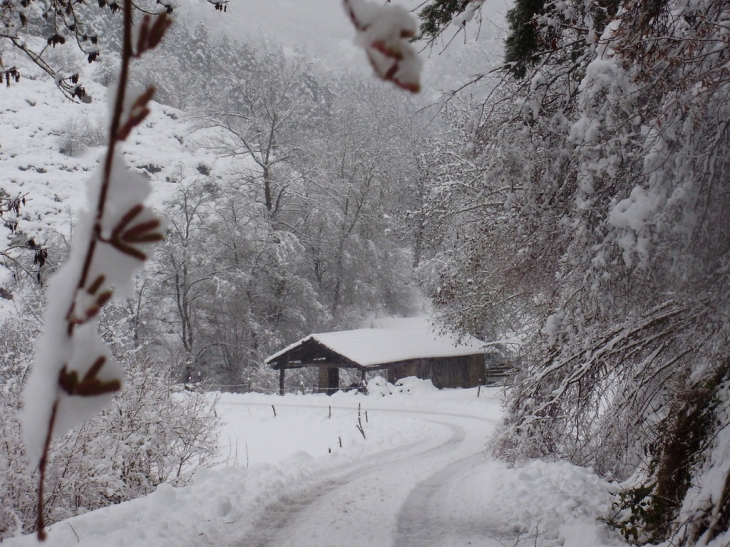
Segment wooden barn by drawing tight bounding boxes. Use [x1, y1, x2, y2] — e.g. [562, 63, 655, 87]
[265, 318, 503, 394]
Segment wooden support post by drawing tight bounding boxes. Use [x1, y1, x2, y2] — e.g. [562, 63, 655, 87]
[279, 368, 285, 396]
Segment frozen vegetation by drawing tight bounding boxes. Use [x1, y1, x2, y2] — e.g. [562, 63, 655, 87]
[2, 0, 730, 545]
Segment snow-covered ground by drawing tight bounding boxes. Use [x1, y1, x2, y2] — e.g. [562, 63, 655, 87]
[0, 46, 245, 319]
[5, 380, 623, 547]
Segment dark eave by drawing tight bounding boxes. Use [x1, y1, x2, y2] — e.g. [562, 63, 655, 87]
[268, 338, 363, 370]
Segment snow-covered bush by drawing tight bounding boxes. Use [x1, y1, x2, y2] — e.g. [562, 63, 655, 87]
[56, 116, 106, 157]
[605, 367, 730, 545]
[0, 388, 35, 540]
[0, 319, 36, 540]
[392, 376, 437, 396]
[0, 340, 219, 540]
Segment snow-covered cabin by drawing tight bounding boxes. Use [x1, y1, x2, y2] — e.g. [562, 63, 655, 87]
[266, 318, 498, 394]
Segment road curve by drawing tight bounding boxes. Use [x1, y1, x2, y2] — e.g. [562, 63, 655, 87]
[233, 406, 497, 547]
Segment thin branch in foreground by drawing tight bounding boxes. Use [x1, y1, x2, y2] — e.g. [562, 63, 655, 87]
[26, 0, 169, 540]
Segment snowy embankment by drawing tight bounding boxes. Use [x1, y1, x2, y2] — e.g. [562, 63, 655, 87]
[0, 47, 243, 319]
[5, 380, 623, 547]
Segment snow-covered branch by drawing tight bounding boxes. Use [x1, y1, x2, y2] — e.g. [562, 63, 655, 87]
[19, 2, 168, 540]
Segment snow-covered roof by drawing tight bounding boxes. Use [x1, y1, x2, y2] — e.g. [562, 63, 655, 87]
[266, 317, 486, 368]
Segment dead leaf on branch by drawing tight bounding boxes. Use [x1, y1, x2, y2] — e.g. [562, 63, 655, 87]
[103, 204, 164, 260]
[135, 14, 172, 57]
[87, 274, 106, 295]
[117, 87, 156, 141]
[66, 274, 115, 326]
[59, 358, 122, 397]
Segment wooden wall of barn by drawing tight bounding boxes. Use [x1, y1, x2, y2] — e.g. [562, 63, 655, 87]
[386, 355, 484, 388]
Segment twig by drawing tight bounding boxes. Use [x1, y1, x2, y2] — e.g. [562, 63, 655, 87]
[67, 522, 80, 543]
[356, 406, 366, 440]
[36, 401, 58, 541]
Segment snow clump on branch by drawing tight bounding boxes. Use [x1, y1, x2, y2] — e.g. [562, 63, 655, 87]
[343, 0, 422, 93]
[452, 0, 484, 30]
[21, 149, 162, 467]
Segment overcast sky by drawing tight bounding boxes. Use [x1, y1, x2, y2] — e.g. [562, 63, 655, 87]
[191, 0, 509, 99]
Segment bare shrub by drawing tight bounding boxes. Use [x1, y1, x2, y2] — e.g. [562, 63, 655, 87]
[56, 116, 106, 157]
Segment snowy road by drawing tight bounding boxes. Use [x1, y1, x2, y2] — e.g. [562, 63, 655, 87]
[235, 405, 501, 547]
[4, 388, 618, 547]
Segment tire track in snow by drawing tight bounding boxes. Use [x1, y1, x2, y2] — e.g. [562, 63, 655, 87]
[234, 410, 496, 547]
[235, 420, 465, 547]
[393, 452, 507, 547]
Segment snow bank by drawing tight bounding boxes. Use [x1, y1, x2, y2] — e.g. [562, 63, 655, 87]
[5, 390, 452, 546]
[366, 375, 438, 397]
[452, 458, 620, 546]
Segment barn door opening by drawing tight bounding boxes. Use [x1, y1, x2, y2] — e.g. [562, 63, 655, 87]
[327, 367, 340, 393]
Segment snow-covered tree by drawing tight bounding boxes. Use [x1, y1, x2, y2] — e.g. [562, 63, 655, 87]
[196, 49, 311, 221]
[297, 81, 421, 320]
[423, 0, 730, 543]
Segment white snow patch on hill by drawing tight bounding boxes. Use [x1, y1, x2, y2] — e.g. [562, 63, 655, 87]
[0, 50, 252, 317]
